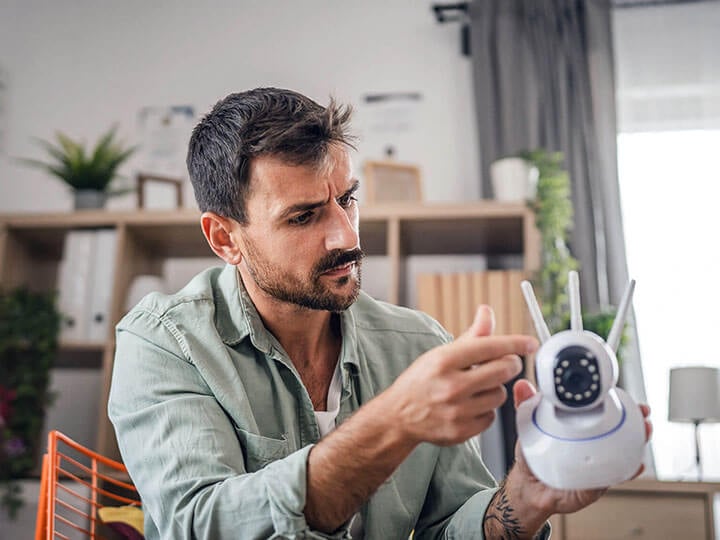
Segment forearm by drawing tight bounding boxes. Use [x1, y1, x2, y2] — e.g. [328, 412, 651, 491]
[305, 392, 418, 532]
[483, 470, 550, 540]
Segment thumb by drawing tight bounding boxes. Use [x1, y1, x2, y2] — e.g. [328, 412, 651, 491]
[460, 305, 495, 339]
[513, 379, 537, 409]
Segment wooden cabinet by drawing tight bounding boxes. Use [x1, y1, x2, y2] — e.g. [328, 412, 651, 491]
[550, 479, 720, 540]
[0, 202, 539, 461]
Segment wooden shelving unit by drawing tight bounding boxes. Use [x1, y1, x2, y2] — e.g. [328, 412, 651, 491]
[0, 202, 539, 461]
[550, 478, 720, 540]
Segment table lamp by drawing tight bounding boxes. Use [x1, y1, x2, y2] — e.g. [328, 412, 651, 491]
[668, 366, 720, 480]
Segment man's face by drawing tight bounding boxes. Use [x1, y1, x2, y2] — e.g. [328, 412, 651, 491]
[237, 145, 363, 312]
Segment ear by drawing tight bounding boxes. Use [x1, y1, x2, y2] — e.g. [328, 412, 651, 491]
[200, 212, 243, 265]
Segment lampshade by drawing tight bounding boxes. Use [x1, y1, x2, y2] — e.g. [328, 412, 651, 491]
[668, 366, 720, 423]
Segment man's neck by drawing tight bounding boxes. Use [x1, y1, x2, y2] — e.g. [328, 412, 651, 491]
[238, 267, 341, 409]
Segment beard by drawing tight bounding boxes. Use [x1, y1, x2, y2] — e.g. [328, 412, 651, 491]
[242, 240, 364, 312]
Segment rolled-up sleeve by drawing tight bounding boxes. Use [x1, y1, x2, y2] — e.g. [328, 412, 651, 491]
[413, 439, 550, 540]
[413, 438, 496, 539]
[108, 310, 350, 540]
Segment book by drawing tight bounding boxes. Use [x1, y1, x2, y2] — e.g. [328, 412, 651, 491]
[440, 273, 460, 337]
[417, 270, 530, 339]
[417, 273, 442, 323]
[472, 271, 489, 311]
[507, 270, 528, 334]
[486, 271, 509, 335]
[457, 272, 475, 333]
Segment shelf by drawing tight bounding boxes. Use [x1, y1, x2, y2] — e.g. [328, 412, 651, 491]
[0, 208, 199, 227]
[56, 346, 105, 369]
[609, 478, 720, 494]
[552, 478, 720, 540]
[124, 223, 214, 259]
[0, 202, 532, 224]
[0, 203, 540, 461]
[59, 340, 107, 351]
[0, 203, 533, 257]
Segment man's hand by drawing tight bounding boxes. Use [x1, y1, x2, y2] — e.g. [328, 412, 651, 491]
[306, 306, 538, 532]
[385, 306, 538, 447]
[483, 380, 653, 538]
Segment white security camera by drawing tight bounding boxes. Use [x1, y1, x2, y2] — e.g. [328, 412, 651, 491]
[515, 271, 646, 490]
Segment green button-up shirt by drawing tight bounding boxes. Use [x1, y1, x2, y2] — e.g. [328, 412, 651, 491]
[108, 264, 511, 539]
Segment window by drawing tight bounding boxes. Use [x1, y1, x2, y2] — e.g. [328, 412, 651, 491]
[617, 130, 720, 479]
[614, 1, 720, 481]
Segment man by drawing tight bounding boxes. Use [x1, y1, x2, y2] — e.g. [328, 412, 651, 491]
[109, 87, 650, 539]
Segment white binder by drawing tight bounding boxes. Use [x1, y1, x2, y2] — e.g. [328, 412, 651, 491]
[86, 229, 117, 343]
[57, 230, 96, 342]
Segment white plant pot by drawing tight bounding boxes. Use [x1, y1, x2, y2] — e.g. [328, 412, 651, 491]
[490, 157, 539, 202]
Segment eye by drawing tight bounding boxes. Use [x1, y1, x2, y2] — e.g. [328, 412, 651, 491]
[338, 193, 358, 209]
[289, 211, 314, 225]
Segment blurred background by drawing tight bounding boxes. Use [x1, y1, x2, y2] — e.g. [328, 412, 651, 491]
[1, 0, 720, 535]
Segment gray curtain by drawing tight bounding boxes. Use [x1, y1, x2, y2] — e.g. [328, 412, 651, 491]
[469, 0, 653, 473]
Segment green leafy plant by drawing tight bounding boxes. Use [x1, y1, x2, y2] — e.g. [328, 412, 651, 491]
[522, 150, 629, 361]
[521, 149, 579, 333]
[19, 125, 137, 194]
[0, 288, 60, 518]
[561, 310, 628, 363]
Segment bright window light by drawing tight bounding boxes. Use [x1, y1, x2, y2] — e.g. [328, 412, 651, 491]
[618, 130, 720, 480]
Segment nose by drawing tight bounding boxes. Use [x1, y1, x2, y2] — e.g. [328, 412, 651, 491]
[325, 202, 359, 252]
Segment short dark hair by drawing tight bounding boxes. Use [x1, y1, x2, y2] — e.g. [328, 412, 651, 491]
[187, 87, 355, 224]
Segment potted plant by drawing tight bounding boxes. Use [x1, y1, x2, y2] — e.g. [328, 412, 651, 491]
[0, 288, 60, 518]
[19, 125, 137, 210]
[489, 155, 539, 202]
[521, 149, 579, 333]
[523, 149, 629, 353]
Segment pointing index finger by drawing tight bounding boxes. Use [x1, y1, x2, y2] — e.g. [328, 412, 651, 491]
[442, 335, 538, 371]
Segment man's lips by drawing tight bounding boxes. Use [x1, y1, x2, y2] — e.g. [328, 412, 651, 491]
[321, 262, 356, 276]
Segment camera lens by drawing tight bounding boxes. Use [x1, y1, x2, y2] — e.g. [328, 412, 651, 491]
[562, 367, 592, 393]
[554, 346, 600, 407]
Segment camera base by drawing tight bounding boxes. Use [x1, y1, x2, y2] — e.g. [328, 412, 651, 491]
[516, 387, 645, 490]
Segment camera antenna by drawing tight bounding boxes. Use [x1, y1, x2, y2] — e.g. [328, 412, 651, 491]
[607, 279, 636, 353]
[569, 271, 583, 332]
[521, 280, 551, 344]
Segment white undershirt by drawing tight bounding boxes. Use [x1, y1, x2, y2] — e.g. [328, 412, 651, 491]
[314, 362, 343, 437]
[312, 363, 364, 538]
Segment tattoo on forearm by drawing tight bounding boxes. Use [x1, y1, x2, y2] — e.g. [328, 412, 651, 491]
[483, 484, 528, 540]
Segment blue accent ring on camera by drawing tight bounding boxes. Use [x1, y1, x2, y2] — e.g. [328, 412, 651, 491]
[531, 403, 627, 442]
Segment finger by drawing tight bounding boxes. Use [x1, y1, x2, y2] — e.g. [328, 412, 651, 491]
[513, 379, 537, 408]
[640, 403, 651, 418]
[459, 305, 495, 340]
[630, 463, 645, 480]
[440, 335, 538, 371]
[449, 387, 507, 424]
[638, 404, 652, 441]
[460, 354, 522, 394]
[467, 410, 497, 434]
[439, 410, 498, 445]
[466, 386, 508, 414]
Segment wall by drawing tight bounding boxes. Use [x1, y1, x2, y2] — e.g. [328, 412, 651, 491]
[0, 0, 512, 489]
[0, 0, 481, 211]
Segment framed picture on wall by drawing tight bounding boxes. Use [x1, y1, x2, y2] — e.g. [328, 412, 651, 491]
[363, 160, 422, 204]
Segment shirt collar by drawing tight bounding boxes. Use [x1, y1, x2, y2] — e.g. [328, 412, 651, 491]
[214, 263, 361, 370]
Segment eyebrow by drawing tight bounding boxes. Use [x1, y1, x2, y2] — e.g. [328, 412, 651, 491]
[278, 180, 360, 220]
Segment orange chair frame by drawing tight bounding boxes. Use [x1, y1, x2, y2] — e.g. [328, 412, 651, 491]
[35, 430, 141, 540]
